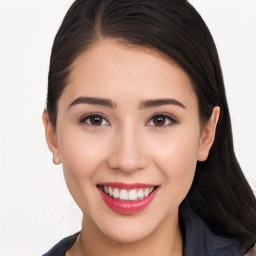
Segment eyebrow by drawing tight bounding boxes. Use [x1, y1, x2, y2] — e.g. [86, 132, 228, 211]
[68, 97, 116, 109]
[68, 97, 186, 110]
[140, 98, 186, 109]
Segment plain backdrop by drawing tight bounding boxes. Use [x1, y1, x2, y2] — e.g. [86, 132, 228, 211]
[0, 0, 255, 255]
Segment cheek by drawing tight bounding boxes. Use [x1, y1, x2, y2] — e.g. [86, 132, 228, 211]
[150, 124, 200, 164]
[149, 125, 200, 197]
[57, 126, 111, 214]
[56, 126, 108, 202]
[57, 126, 109, 175]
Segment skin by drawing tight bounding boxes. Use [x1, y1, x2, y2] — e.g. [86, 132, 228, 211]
[43, 40, 220, 256]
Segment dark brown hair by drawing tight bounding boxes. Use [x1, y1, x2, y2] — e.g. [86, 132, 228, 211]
[46, 0, 256, 250]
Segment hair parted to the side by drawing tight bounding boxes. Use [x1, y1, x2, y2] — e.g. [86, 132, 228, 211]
[46, 0, 256, 250]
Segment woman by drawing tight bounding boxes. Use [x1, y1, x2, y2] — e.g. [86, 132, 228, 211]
[42, 0, 256, 255]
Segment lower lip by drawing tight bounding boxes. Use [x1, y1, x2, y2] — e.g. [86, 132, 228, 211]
[98, 187, 158, 215]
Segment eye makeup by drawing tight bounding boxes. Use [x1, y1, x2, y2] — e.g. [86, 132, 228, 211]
[77, 112, 179, 129]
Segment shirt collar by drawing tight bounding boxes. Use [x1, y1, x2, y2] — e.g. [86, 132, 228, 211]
[179, 201, 243, 256]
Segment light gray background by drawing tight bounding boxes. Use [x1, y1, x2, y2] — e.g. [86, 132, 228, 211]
[0, 0, 255, 255]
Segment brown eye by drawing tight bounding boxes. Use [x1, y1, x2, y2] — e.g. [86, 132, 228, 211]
[147, 114, 178, 127]
[79, 114, 109, 126]
[90, 115, 103, 125]
[152, 115, 167, 126]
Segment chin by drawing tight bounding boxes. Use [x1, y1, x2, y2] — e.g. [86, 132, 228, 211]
[105, 229, 150, 244]
[99, 217, 156, 244]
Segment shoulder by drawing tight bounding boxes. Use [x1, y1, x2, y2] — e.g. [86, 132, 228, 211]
[179, 202, 254, 256]
[42, 232, 79, 256]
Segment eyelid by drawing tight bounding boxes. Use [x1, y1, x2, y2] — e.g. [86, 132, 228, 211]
[77, 112, 178, 128]
[78, 112, 110, 126]
[145, 112, 179, 127]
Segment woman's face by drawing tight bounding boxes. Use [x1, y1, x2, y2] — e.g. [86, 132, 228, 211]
[44, 40, 217, 243]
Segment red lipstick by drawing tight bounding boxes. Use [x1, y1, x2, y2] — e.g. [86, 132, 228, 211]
[97, 183, 159, 215]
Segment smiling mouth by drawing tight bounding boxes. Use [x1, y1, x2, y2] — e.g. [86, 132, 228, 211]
[97, 183, 160, 214]
[97, 184, 159, 201]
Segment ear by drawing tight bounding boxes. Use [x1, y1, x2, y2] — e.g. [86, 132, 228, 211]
[42, 111, 61, 165]
[197, 106, 220, 162]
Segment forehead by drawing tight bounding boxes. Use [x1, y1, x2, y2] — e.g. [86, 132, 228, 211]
[60, 40, 198, 109]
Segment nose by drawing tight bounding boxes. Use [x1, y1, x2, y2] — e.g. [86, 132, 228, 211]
[107, 127, 148, 173]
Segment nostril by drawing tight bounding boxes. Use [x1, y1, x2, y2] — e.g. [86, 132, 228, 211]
[107, 156, 148, 173]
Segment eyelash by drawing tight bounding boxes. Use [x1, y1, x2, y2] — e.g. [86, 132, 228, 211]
[78, 113, 179, 128]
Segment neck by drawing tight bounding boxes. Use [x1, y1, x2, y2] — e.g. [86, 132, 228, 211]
[69, 210, 183, 256]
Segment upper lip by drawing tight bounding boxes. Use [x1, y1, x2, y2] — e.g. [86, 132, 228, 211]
[97, 182, 159, 189]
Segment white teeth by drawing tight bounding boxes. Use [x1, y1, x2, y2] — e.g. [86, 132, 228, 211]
[137, 189, 144, 199]
[108, 186, 113, 196]
[104, 186, 109, 194]
[101, 185, 157, 201]
[120, 189, 129, 200]
[113, 188, 119, 199]
[128, 189, 137, 200]
[144, 188, 149, 197]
